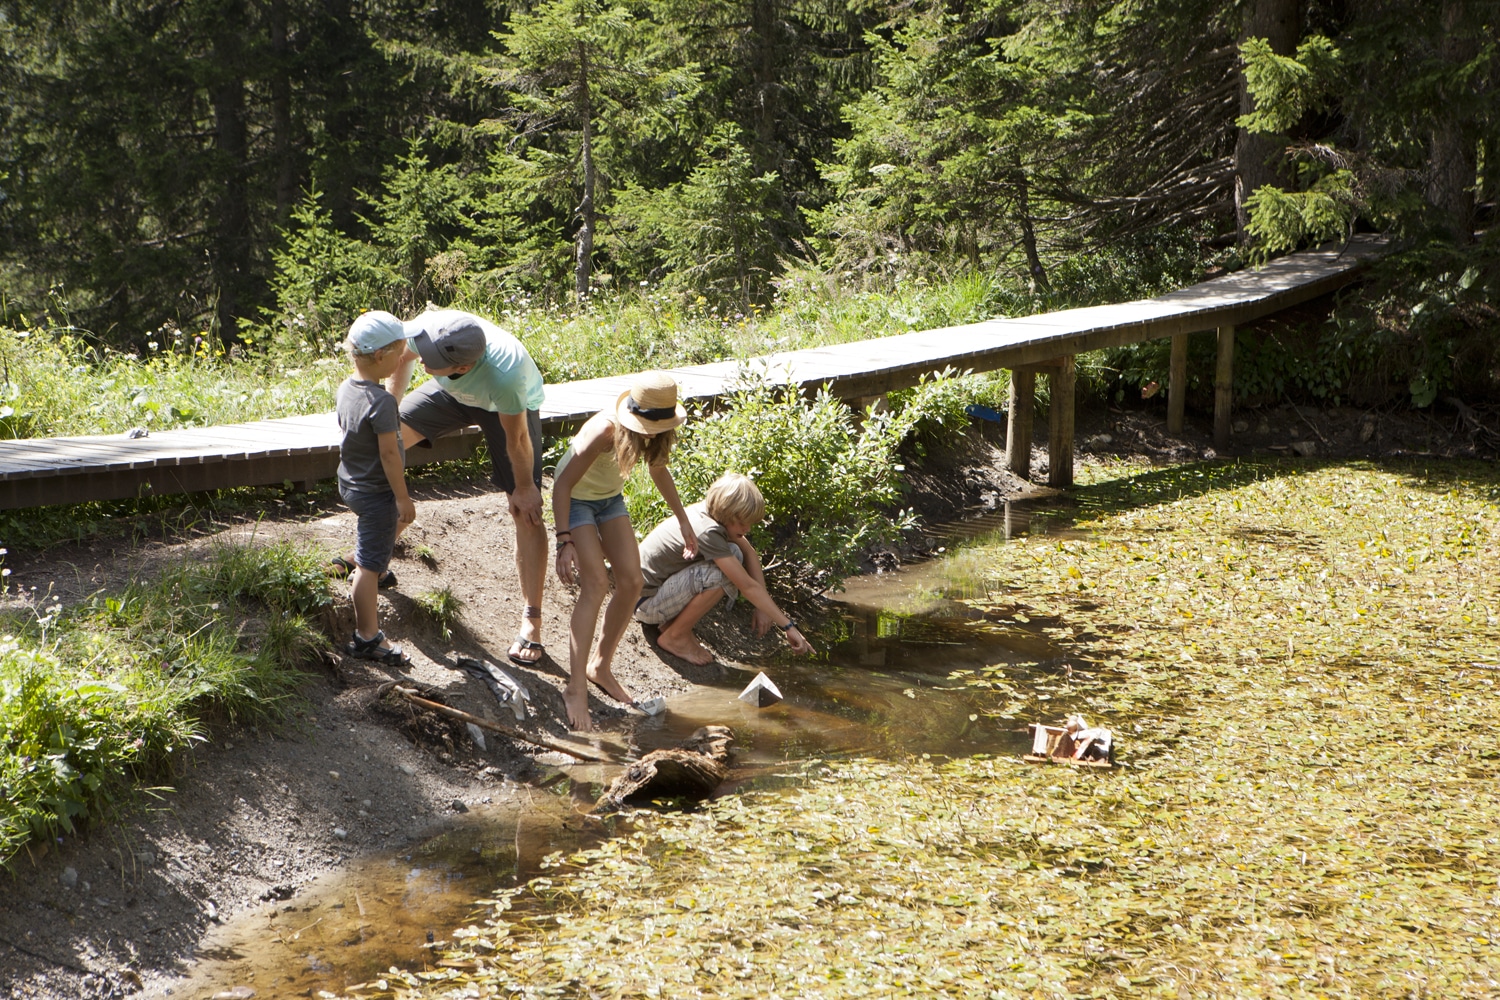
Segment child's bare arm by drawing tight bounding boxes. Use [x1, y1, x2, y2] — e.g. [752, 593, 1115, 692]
[385, 350, 420, 404]
[649, 463, 697, 559]
[378, 430, 415, 525]
[713, 552, 814, 655]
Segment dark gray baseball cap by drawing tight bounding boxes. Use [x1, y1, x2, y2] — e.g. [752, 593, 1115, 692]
[408, 317, 486, 370]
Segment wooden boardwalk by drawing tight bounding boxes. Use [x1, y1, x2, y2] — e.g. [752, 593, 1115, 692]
[0, 235, 1387, 510]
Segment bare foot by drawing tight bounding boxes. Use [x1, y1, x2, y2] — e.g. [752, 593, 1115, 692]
[585, 663, 635, 706]
[656, 629, 713, 665]
[562, 682, 594, 732]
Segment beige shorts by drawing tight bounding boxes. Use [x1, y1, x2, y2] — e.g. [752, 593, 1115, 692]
[633, 545, 742, 625]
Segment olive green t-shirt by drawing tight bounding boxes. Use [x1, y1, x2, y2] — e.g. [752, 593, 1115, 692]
[637, 502, 737, 599]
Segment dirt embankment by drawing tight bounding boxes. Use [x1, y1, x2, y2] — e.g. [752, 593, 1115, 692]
[1, 399, 1493, 1000]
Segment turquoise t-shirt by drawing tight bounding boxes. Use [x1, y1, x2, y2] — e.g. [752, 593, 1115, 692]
[410, 309, 545, 415]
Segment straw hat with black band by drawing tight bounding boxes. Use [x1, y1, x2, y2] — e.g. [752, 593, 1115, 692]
[615, 371, 688, 435]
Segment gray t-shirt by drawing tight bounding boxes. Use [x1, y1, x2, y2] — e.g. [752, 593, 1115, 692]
[638, 502, 737, 599]
[336, 377, 403, 492]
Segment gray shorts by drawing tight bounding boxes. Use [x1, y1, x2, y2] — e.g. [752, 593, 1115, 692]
[633, 544, 742, 625]
[340, 485, 399, 574]
[400, 381, 543, 493]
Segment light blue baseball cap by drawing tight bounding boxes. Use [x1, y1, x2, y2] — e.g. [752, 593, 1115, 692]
[346, 310, 413, 353]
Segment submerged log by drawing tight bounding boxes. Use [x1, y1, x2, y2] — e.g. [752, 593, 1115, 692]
[596, 726, 735, 812]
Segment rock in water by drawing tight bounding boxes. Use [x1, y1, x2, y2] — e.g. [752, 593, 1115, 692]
[596, 726, 735, 812]
[737, 672, 783, 707]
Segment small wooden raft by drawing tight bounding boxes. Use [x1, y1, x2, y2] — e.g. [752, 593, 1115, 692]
[596, 726, 735, 812]
[1025, 714, 1115, 769]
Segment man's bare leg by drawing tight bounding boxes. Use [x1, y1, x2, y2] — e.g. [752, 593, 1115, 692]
[655, 587, 724, 665]
[510, 515, 548, 664]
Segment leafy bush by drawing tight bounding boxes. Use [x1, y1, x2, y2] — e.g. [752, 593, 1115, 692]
[0, 639, 193, 864]
[628, 370, 997, 593]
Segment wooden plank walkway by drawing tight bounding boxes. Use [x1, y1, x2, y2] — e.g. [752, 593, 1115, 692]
[0, 235, 1387, 509]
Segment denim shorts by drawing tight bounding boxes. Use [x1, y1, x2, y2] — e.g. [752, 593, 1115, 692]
[568, 493, 630, 530]
[340, 485, 399, 574]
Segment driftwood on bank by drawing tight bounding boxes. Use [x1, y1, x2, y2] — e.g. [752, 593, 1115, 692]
[596, 726, 736, 812]
[379, 683, 615, 763]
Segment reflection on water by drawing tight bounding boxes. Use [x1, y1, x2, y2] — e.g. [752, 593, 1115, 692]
[172, 499, 1092, 1000]
[166, 790, 608, 1000]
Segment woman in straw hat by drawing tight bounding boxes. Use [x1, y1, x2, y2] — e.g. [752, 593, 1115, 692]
[552, 371, 696, 731]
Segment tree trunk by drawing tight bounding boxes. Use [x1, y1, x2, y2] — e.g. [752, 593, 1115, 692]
[210, 3, 251, 346]
[1234, 0, 1302, 242]
[749, 0, 779, 157]
[1427, 1, 1478, 244]
[1015, 167, 1050, 292]
[574, 42, 596, 298]
[268, 0, 297, 224]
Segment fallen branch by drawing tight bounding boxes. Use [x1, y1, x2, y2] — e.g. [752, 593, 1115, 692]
[383, 684, 616, 763]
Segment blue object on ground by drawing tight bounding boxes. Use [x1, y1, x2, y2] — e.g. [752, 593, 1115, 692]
[965, 404, 1007, 424]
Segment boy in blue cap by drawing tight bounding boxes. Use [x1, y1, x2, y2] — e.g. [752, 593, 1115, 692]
[337, 310, 417, 666]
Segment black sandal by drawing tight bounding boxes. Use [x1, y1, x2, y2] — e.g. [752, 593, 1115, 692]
[346, 630, 411, 667]
[508, 605, 545, 665]
[508, 638, 544, 666]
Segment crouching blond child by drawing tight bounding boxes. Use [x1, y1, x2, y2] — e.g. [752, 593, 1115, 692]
[336, 311, 417, 666]
[633, 473, 814, 663]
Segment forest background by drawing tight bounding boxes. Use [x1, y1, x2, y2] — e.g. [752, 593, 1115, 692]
[0, 0, 1498, 422]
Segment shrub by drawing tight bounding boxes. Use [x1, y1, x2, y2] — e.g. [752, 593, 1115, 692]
[627, 369, 999, 594]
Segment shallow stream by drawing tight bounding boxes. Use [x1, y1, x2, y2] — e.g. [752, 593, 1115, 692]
[175, 501, 1083, 1000]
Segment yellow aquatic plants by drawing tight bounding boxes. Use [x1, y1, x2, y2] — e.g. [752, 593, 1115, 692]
[343, 461, 1499, 999]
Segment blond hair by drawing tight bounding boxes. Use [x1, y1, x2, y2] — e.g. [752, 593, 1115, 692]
[344, 338, 402, 363]
[614, 425, 676, 475]
[704, 472, 765, 526]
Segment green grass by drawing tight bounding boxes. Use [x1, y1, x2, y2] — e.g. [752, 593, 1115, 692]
[413, 586, 463, 641]
[0, 244, 1212, 444]
[0, 326, 345, 438]
[0, 540, 332, 867]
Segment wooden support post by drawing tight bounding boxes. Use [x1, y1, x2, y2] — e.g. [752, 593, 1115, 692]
[1006, 369, 1035, 479]
[1167, 333, 1188, 435]
[1214, 325, 1235, 449]
[1047, 356, 1075, 489]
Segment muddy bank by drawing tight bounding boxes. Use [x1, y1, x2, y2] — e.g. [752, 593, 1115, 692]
[1, 398, 1493, 1000]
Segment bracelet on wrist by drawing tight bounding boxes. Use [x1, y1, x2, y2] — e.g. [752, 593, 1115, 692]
[554, 529, 572, 538]
[777, 620, 797, 633]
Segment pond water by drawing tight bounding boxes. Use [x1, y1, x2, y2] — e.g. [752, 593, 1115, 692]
[172, 500, 1086, 1000]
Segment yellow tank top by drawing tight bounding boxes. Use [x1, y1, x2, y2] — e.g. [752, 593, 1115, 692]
[554, 416, 628, 501]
